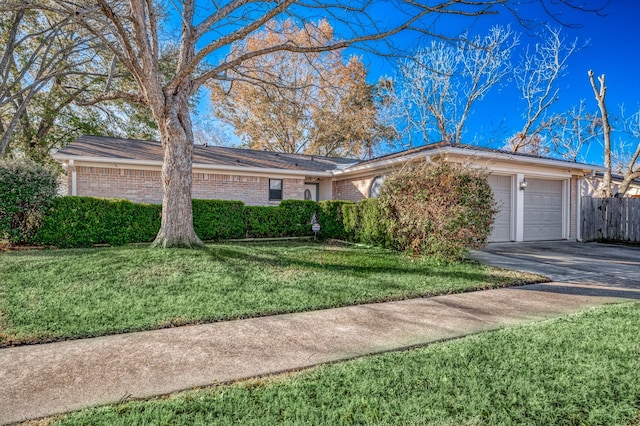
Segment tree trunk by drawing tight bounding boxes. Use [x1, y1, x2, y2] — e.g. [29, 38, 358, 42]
[588, 70, 612, 197]
[151, 89, 204, 248]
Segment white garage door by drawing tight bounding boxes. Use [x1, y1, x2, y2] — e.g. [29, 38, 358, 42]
[487, 175, 512, 242]
[524, 178, 563, 241]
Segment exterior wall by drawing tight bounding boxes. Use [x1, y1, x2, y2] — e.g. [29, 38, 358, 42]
[570, 176, 578, 240]
[74, 166, 162, 203]
[72, 165, 306, 206]
[582, 177, 640, 197]
[332, 175, 375, 201]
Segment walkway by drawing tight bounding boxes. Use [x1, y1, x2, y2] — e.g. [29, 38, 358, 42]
[2, 279, 639, 424]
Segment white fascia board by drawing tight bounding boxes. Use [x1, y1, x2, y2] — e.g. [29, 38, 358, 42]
[332, 146, 607, 178]
[444, 147, 607, 172]
[51, 154, 332, 178]
[331, 149, 445, 177]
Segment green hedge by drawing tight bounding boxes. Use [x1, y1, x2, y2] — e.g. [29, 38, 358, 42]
[32, 197, 161, 248]
[28, 197, 354, 247]
[193, 199, 245, 240]
[243, 200, 317, 238]
[317, 200, 353, 240]
[342, 198, 391, 247]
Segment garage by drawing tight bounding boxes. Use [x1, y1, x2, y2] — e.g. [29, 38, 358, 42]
[523, 178, 563, 241]
[487, 175, 512, 242]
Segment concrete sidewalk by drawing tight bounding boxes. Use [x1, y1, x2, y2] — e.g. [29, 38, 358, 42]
[2, 282, 639, 425]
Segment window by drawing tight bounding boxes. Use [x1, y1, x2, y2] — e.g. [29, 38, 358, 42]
[269, 179, 283, 201]
[304, 189, 312, 200]
[369, 176, 385, 198]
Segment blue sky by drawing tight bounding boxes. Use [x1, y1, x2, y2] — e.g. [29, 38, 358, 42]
[364, 1, 640, 163]
[197, 2, 639, 166]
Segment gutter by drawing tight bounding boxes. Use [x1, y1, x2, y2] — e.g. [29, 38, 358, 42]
[52, 154, 333, 178]
[332, 146, 608, 177]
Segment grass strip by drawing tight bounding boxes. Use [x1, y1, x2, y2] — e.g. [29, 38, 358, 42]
[0, 242, 540, 346]
[54, 302, 640, 425]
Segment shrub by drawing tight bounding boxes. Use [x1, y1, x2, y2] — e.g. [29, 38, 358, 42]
[32, 197, 161, 247]
[317, 200, 353, 240]
[243, 200, 317, 238]
[0, 160, 59, 243]
[193, 199, 245, 240]
[377, 160, 497, 261]
[342, 198, 391, 247]
[279, 200, 318, 236]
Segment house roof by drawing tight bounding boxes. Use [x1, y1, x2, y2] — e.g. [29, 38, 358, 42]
[355, 141, 600, 168]
[54, 135, 605, 176]
[54, 135, 357, 172]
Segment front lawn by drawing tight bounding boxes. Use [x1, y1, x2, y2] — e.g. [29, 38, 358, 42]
[53, 302, 640, 425]
[0, 242, 540, 346]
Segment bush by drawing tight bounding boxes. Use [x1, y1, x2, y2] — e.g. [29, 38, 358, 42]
[279, 200, 318, 236]
[317, 200, 353, 240]
[32, 197, 161, 247]
[193, 199, 245, 240]
[243, 200, 317, 238]
[378, 161, 497, 261]
[342, 198, 391, 247]
[0, 160, 59, 243]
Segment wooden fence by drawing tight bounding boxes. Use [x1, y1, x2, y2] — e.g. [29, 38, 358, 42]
[581, 197, 640, 243]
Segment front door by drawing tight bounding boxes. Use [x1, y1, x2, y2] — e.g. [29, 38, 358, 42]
[304, 183, 319, 201]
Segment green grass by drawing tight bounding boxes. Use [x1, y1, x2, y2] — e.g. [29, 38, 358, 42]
[0, 242, 539, 346]
[53, 302, 640, 425]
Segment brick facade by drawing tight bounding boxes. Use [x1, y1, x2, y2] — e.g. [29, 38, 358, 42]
[68, 165, 306, 206]
[332, 175, 375, 201]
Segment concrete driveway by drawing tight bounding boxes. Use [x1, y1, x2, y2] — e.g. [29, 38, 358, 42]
[470, 241, 640, 288]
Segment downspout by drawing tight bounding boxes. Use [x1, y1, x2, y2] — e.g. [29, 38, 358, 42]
[69, 159, 77, 196]
[576, 175, 583, 242]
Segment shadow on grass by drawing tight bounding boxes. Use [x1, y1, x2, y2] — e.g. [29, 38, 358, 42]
[205, 245, 491, 283]
[511, 283, 640, 300]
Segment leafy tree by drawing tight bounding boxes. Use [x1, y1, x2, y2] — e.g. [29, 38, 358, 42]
[0, 6, 158, 163]
[211, 19, 388, 159]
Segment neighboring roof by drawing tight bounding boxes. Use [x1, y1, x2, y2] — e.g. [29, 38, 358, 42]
[593, 171, 640, 185]
[54, 135, 357, 172]
[54, 135, 606, 175]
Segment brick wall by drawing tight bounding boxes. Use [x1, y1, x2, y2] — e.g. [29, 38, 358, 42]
[72, 165, 306, 206]
[332, 175, 375, 201]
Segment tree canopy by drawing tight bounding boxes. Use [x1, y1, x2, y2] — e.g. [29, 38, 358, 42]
[210, 19, 390, 159]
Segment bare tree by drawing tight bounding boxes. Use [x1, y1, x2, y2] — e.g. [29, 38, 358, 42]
[613, 108, 640, 195]
[11, 0, 608, 247]
[383, 26, 517, 147]
[548, 100, 599, 162]
[587, 71, 640, 197]
[507, 27, 579, 153]
[588, 70, 613, 197]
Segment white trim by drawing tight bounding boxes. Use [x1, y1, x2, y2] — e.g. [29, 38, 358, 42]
[69, 159, 77, 196]
[332, 146, 607, 177]
[562, 179, 570, 239]
[577, 177, 583, 242]
[515, 173, 525, 242]
[53, 155, 329, 178]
